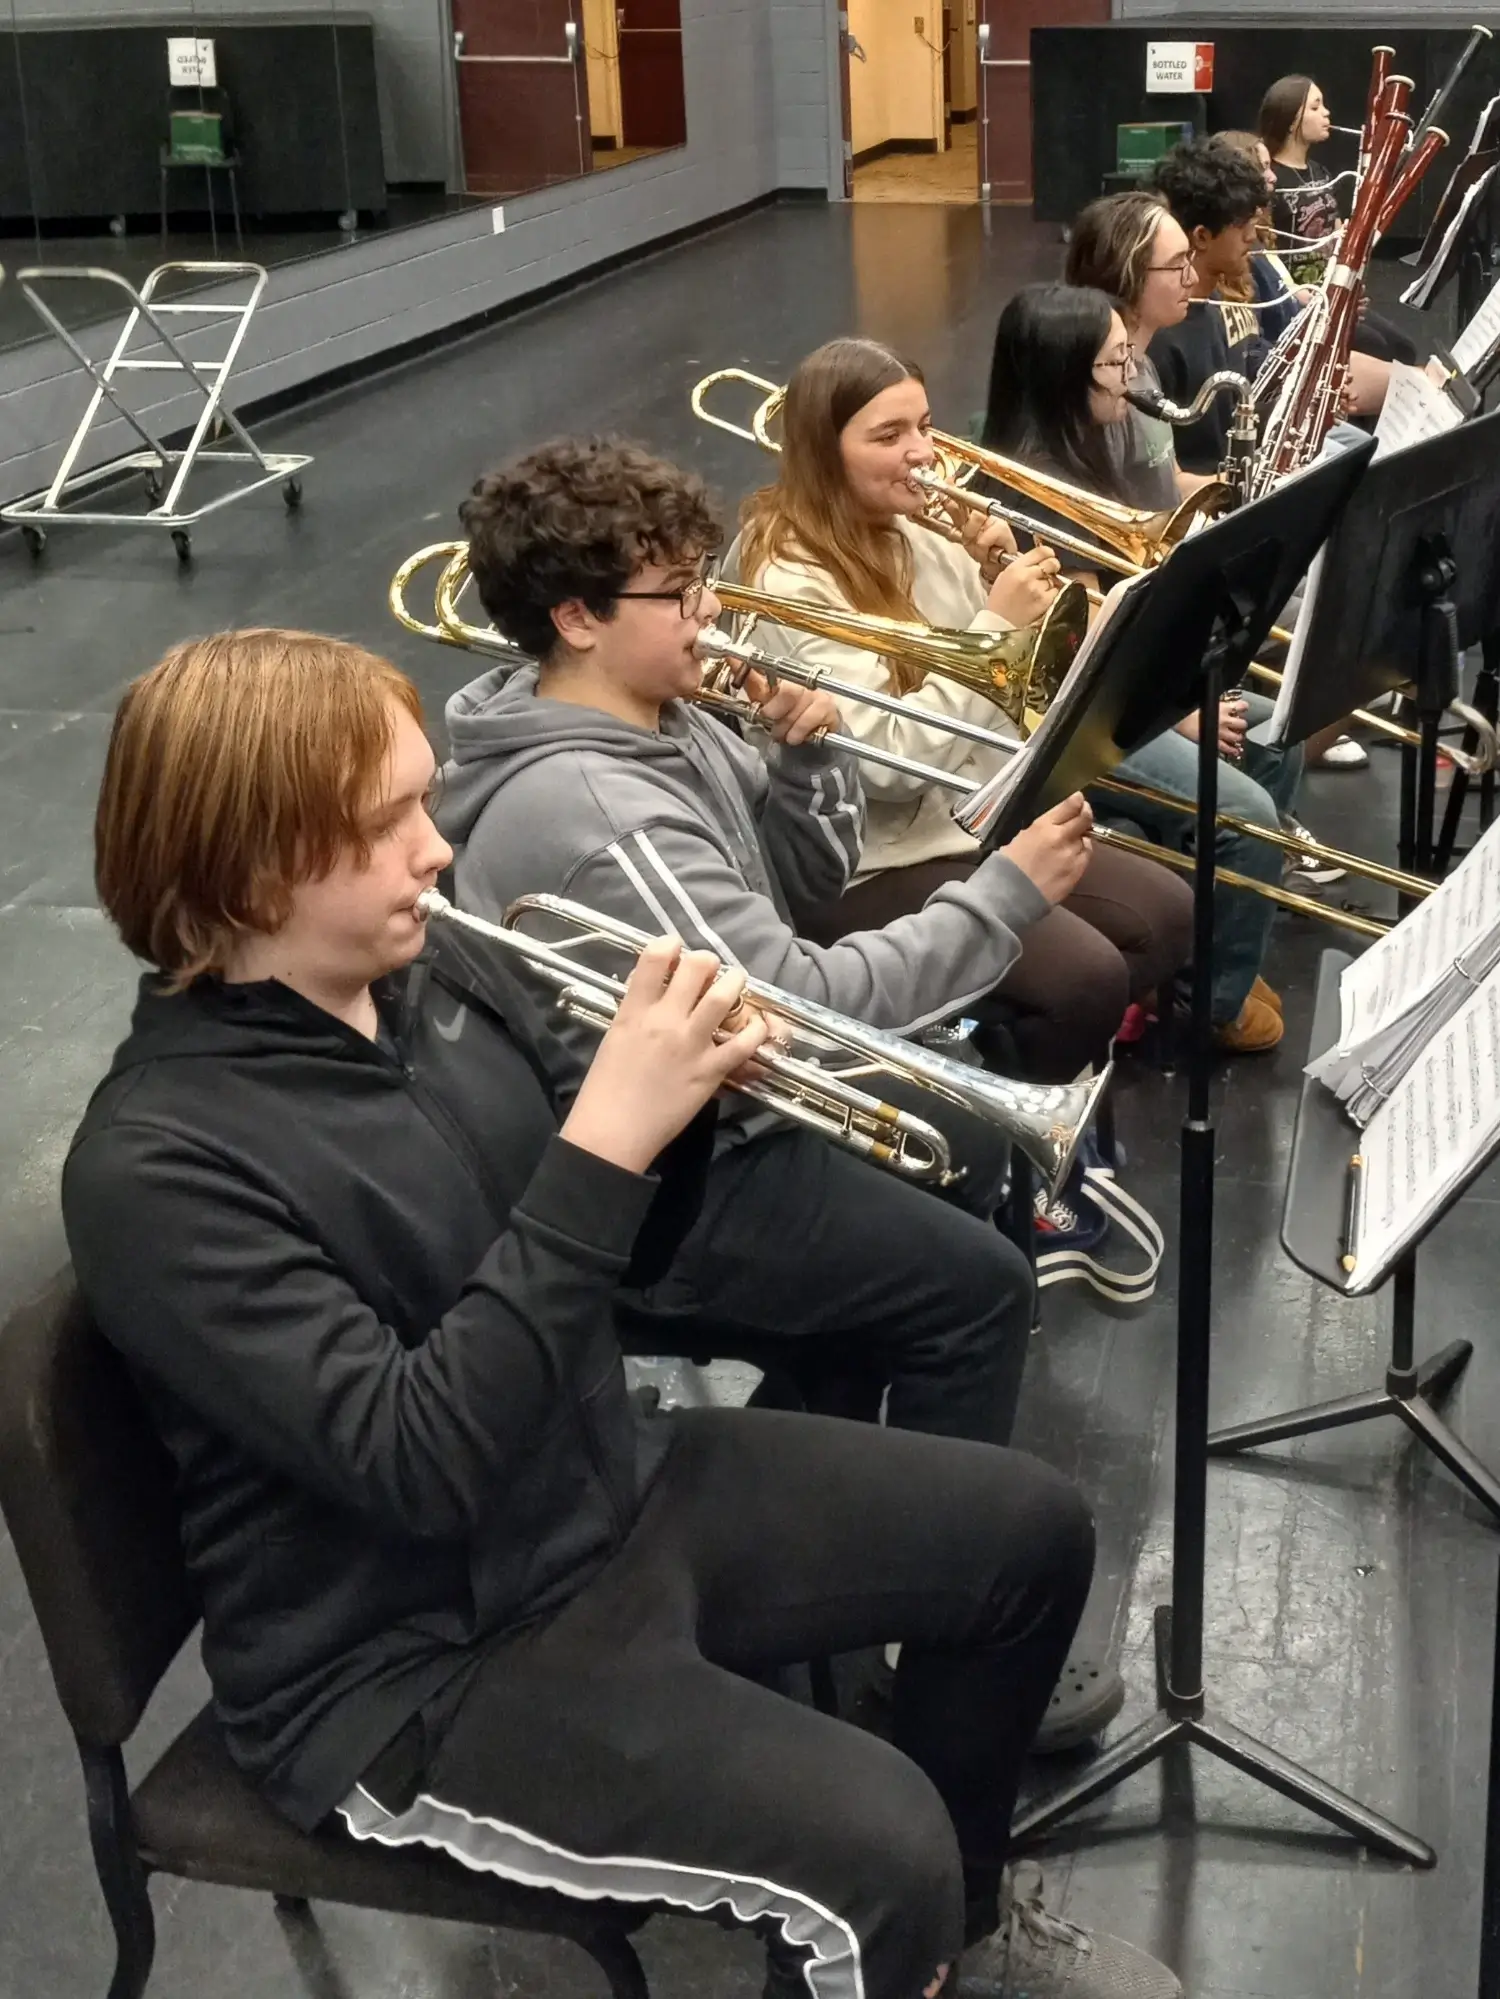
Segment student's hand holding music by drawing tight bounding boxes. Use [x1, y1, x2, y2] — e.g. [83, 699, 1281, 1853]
[561, 940, 769, 1174]
[986, 543, 1061, 628]
[1000, 793, 1094, 905]
[961, 510, 1019, 588]
[756, 678, 842, 747]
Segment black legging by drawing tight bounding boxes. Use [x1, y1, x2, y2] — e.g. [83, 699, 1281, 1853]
[801, 844, 1193, 1083]
[347, 1409, 1094, 1999]
[1353, 309, 1418, 367]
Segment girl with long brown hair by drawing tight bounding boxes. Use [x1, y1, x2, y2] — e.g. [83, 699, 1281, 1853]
[732, 336, 1194, 1089]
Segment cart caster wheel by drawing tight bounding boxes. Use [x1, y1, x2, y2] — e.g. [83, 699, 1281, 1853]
[21, 526, 46, 558]
[282, 476, 303, 510]
[172, 530, 192, 564]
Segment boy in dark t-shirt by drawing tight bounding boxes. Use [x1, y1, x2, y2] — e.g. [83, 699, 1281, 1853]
[1145, 137, 1269, 475]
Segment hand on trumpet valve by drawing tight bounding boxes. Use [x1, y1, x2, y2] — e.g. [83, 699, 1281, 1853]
[559, 938, 770, 1175]
[985, 541, 1063, 627]
[958, 508, 1019, 588]
[1000, 792, 1094, 905]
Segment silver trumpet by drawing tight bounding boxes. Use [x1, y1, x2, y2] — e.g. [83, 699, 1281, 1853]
[416, 888, 1108, 1203]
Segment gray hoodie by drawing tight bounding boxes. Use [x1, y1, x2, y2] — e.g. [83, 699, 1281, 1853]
[438, 662, 1049, 1065]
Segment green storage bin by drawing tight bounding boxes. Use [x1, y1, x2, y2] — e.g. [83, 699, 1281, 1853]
[1116, 121, 1193, 177]
[168, 110, 226, 163]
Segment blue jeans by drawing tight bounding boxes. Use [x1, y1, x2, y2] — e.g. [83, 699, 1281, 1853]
[1088, 694, 1303, 1025]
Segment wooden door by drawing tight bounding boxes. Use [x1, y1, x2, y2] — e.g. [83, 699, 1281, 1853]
[450, 0, 590, 196]
[976, 0, 1108, 202]
[616, 0, 686, 151]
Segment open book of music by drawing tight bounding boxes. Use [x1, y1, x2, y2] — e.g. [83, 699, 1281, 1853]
[1307, 817, 1500, 1124]
[1336, 954, 1500, 1293]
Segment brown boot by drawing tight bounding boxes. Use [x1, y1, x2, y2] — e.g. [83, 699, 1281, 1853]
[1250, 975, 1283, 1015]
[1214, 995, 1283, 1052]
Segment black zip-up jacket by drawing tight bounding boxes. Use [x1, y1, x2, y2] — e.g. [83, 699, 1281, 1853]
[61, 935, 705, 1831]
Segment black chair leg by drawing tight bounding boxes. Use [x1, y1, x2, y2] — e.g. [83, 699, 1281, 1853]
[273, 1896, 311, 1917]
[78, 1742, 155, 1999]
[580, 1925, 651, 1999]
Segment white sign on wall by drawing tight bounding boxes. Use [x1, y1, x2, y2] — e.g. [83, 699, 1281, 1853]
[1145, 41, 1214, 94]
[167, 36, 217, 87]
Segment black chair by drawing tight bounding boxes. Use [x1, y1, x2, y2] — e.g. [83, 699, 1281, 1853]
[0, 1272, 653, 1999]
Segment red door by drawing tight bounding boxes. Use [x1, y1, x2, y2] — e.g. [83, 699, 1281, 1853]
[617, 0, 687, 150]
[976, 0, 1108, 202]
[451, 0, 590, 196]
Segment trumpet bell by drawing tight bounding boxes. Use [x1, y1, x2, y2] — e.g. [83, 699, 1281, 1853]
[932, 1056, 1113, 1209]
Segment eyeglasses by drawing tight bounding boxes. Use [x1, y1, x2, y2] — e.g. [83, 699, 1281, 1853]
[1147, 255, 1196, 278]
[1093, 346, 1136, 380]
[614, 575, 709, 619]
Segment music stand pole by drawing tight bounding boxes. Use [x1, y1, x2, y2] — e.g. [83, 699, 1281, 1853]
[1481, 1551, 1500, 1997]
[1011, 450, 1431, 1865]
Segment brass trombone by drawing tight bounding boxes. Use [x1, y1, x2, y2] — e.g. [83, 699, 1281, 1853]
[690, 364, 1495, 779]
[695, 627, 1398, 941]
[416, 888, 1110, 1202]
[690, 365, 1224, 568]
[388, 535, 1407, 937]
[706, 578, 1430, 920]
[711, 577, 1087, 735]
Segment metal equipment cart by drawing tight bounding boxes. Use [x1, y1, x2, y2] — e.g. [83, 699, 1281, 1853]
[1, 262, 310, 562]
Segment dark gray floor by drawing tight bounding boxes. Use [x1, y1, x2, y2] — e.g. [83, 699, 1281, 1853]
[1, 198, 1495, 1999]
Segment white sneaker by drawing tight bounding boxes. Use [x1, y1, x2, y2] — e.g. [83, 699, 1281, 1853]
[1313, 735, 1369, 769]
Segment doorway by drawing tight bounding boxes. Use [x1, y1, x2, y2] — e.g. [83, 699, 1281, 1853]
[845, 1, 977, 205]
[974, 0, 1110, 203]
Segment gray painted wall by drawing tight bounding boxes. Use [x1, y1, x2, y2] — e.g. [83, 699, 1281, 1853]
[0, 0, 843, 504]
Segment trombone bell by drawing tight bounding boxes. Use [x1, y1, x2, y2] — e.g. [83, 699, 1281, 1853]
[713, 578, 1088, 735]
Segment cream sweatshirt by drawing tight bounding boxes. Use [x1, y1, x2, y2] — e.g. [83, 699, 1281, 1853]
[733, 517, 1014, 880]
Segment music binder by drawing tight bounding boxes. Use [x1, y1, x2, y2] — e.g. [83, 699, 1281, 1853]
[1307, 817, 1500, 1121]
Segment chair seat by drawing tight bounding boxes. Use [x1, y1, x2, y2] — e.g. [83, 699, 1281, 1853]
[132, 1704, 639, 1939]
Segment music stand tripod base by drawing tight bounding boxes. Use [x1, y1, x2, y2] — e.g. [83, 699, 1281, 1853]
[1207, 949, 1500, 1524]
[1013, 1602, 1435, 1866]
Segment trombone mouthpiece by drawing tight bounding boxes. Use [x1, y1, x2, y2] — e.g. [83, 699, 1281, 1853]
[696, 625, 772, 670]
[414, 888, 450, 920]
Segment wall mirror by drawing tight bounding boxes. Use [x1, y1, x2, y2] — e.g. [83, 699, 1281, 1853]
[0, 0, 687, 357]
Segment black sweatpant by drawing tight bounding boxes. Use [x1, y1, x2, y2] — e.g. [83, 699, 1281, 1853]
[800, 844, 1193, 1084]
[344, 1409, 1094, 1999]
[631, 1124, 1034, 1446]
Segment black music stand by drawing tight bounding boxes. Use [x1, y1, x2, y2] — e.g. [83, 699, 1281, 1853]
[987, 442, 1438, 1866]
[1269, 412, 1500, 880]
[1208, 948, 1500, 1522]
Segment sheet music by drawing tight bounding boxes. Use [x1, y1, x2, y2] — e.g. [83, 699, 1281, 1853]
[1453, 272, 1500, 374]
[1400, 164, 1499, 309]
[1337, 819, 1500, 1048]
[1349, 967, 1500, 1290]
[1374, 361, 1466, 455]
